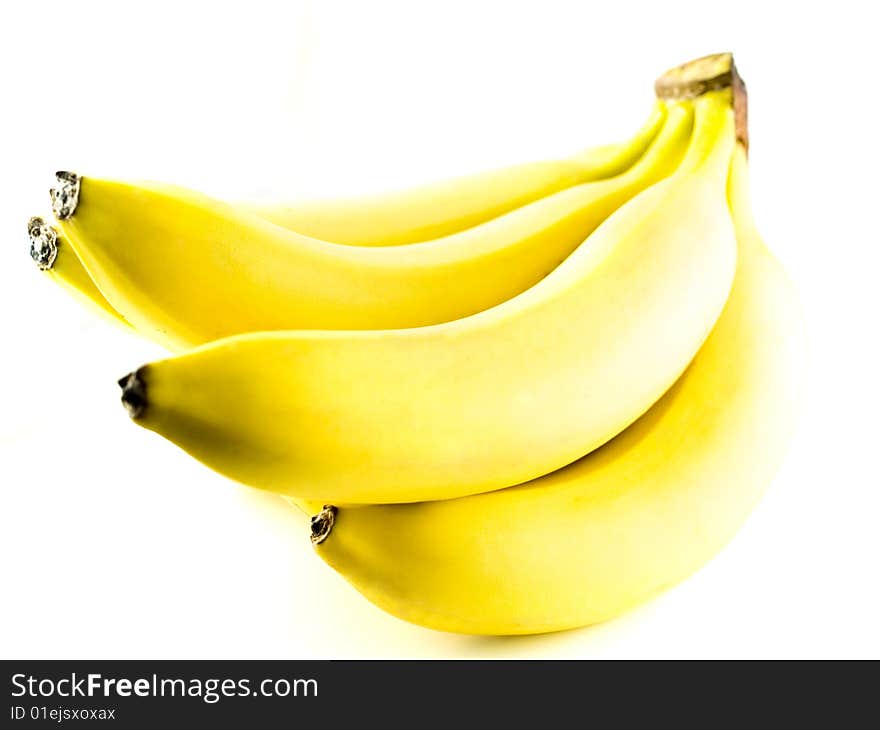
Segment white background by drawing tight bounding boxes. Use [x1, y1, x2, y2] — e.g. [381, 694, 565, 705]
[1, 0, 878, 659]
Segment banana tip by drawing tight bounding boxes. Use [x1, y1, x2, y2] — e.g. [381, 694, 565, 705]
[50, 171, 81, 220]
[118, 369, 147, 419]
[310, 505, 338, 546]
[27, 216, 58, 270]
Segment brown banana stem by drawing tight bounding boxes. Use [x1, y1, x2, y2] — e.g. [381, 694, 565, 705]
[654, 52, 748, 151]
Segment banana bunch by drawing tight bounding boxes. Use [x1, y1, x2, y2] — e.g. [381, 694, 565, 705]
[29, 53, 805, 635]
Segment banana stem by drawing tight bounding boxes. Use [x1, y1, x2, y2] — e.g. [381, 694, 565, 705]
[675, 92, 735, 178]
[617, 101, 692, 182]
[654, 52, 748, 150]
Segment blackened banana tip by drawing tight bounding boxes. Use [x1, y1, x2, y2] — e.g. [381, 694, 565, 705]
[118, 369, 147, 419]
[310, 505, 338, 546]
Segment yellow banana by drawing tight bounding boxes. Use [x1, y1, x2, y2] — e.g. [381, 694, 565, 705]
[117, 90, 736, 505]
[247, 104, 665, 245]
[310, 144, 806, 634]
[31, 106, 665, 333]
[28, 110, 670, 514]
[51, 104, 687, 349]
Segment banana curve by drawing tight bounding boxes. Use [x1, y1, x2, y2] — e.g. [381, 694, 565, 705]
[116, 92, 737, 505]
[311, 144, 806, 634]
